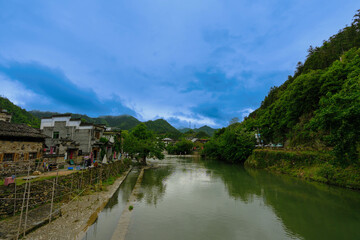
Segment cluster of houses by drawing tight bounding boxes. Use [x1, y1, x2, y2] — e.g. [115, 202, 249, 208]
[0, 110, 120, 176]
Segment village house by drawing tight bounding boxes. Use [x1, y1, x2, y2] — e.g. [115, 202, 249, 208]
[0, 109, 12, 122]
[0, 116, 46, 176]
[162, 137, 174, 146]
[102, 129, 121, 160]
[40, 114, 106, 162]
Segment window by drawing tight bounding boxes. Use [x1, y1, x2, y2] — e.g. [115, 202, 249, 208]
[95, 131, 100, 139]
[4, 153, 14, 162]
[29, 152, 37, 159]
[53, 131, 59, 139]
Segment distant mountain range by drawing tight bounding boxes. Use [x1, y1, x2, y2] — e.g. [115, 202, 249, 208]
[30, 110, 141, 130]
[0, 96, 216, 137]
[30, 110, 179, 134]
[179, 125, 217, 137]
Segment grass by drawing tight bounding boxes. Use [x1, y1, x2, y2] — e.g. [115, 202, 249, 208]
[129, 205, 133, 211]
[245, 149, 360, 189]
[0, 175, 59, 186]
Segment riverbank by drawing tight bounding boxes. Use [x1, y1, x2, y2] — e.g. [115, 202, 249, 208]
[23, 167, 133, 240]
[245, 149, 360, 189]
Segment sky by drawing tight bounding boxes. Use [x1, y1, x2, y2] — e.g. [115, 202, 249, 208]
[0, 1, 358, 128]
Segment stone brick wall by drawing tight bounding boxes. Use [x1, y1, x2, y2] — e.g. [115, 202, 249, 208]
[0, 160, 129, 219]
[0, 140, 43, 177]
[74, 128, 92, 154]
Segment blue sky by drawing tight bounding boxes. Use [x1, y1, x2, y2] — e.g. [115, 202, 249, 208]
[0, 1, 358, 128]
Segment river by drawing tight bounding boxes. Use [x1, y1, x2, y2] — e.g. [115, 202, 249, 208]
[84, 156, 360, 240]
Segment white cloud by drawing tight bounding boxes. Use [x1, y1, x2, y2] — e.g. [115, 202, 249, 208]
[0, 75, 50, 108]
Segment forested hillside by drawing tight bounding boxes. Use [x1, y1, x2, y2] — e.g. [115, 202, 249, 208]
[144, 119, 181, 137]
[205, 10, 360, 165]
[99, 115, 141, 129]
[179, 125, 217, 136]
[0, 97, 40, 128]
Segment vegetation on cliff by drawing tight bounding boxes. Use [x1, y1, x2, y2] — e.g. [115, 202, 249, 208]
[204, 10, 360, 168]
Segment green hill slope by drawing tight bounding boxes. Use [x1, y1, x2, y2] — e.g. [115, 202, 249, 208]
[243, 11, 360, 164]
[144, 119, 180, 134]
[0, 97, 40, 128]
[99, 115, 141, 130]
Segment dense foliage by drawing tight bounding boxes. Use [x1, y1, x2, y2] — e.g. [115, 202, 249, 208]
[166, 139, 194, 155]
[123, 123, 164, 164]
[0, 97, 40, 128]
[203, 124, 256, 164]
[204, 10, 360, 165]
[243, 11, 360, 165]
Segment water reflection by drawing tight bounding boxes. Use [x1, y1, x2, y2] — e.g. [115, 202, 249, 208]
[106, 169, 139, 210]
[83, 169, 140, 240]
[136, 166, 174, 206]
[202, 159, 360, 240]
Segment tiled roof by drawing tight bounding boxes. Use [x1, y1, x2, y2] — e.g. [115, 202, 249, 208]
[0, 121, 46, 139]
[41, 114, 72, 119]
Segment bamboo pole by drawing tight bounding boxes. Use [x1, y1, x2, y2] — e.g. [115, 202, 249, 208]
[13, 167, 17, 216]
[16, 163, 30, 240]
[49, 159, 58, 223]
[23, 180, 31, 237]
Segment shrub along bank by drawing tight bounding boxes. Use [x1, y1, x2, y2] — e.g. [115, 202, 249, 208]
[245, 149, 360, 189]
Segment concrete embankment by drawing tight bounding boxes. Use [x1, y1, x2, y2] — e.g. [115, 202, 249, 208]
[245, 149, 360, 189]
[111, 167, 146, 240]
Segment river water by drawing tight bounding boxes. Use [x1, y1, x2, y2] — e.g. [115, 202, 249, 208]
[86, 156, 360, 240]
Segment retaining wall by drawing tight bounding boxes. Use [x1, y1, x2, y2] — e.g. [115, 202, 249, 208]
[0, 160, 129, 219]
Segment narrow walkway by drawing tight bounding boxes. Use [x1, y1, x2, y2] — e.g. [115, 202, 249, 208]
[111, 167, 146, 240]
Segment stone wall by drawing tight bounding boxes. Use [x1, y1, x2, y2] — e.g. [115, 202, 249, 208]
[0, 140, 43, 177]
[74, 128, 92, 153]
[0, 160, 129, 219]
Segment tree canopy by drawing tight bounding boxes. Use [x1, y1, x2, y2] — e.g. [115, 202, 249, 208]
[123, 123, 165, 164]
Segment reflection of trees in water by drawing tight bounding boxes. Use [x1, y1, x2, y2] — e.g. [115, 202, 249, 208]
[105, 170, 140, 210]
[202, 160, 262, 203]
[202, 159, 360, 240]
[136, 166, 174, 206]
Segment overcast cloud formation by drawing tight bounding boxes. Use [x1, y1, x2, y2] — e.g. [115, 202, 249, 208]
[0, 0, 358, 128]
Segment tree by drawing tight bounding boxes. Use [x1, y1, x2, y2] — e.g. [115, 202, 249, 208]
[195, 131, 210, 139]
[123, 123, 164, 165]
[166, 139, 194, 155]
[229, 117, 239, 125]
[203, 125, 256, 164]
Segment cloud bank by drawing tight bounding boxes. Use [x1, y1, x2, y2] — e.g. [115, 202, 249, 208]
[0, 0, 357, 127]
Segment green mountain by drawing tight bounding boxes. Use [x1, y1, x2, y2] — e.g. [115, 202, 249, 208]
[179, 125, 217, 136]
[197, 126, 217, 137]
[30, 110, 139, 130]
[30, 110, 181, 136]
[99, 115, 141, 130]
[178, 128, 191, 133]
[0, 97, 40, 128]
[144, 119, 180, 134]
[243, 10, 360, 164]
